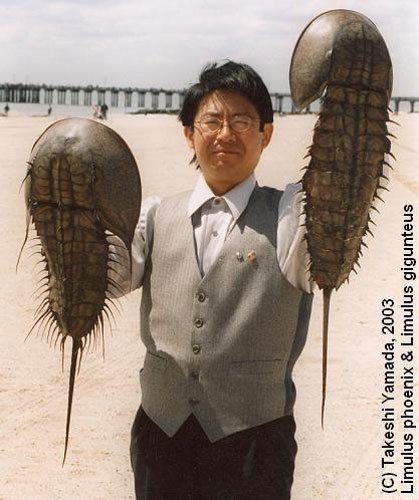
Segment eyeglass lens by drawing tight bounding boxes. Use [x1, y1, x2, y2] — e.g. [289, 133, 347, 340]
[199, 116, 254, 133]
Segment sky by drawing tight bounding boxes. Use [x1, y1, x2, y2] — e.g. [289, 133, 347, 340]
[1, 0, 418, 96]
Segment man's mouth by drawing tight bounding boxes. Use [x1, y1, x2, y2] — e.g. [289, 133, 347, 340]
[212, 149, 239, 155]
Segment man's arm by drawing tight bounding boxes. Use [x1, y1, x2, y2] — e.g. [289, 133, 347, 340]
[277, 183, 314, 294]
[108, 196, 161, 297]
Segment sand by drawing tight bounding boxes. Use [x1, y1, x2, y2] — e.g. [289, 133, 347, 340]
[1, 112, 418, 500]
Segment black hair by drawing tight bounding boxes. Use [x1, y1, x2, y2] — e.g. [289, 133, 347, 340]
[178, 60, 273, 129]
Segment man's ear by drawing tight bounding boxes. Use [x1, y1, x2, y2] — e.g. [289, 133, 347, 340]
[261, 123, 273, 149]
[184, 126, 195, 149]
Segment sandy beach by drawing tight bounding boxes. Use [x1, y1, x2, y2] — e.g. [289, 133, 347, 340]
[1, 111, 418, 500]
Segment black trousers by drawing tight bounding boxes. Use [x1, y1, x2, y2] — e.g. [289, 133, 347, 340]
[130, 407, 297, 500]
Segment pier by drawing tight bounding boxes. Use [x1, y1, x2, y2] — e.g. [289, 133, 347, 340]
[0, 83, 181, 112]
[390, 96, 419, 113]
[0, 83, 417, 114]
[0, 83, 303, 114]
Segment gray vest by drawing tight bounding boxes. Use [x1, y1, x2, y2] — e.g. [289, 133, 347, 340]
[140, 186, 313, 442]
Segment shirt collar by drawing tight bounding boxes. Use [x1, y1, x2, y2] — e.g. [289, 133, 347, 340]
[187, 173, 256, 220]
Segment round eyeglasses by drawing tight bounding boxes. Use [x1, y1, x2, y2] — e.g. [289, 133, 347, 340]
[194, 116, 259, 134]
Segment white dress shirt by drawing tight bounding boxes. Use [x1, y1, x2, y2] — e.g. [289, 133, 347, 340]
[114, 173, 313, 295]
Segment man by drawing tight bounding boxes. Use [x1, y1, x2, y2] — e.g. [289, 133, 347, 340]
[123, 61, 314, 500]
[100, 102, 108, 120]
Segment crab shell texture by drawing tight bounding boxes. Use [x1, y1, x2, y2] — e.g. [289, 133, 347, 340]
[290, 9, 393, 290]
[25, 117, 141, 342]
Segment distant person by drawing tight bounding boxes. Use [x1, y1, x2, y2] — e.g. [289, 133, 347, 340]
[100, 102, 108, 120]
[47, 106, 52, 116]
[4, 103, 9, 116]
[92, 105, 99, 119]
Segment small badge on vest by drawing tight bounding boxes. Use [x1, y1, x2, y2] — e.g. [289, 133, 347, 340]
[247, 250, 257, 262]
[235, 252, 244, 262]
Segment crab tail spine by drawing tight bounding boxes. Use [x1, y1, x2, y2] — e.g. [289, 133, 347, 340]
[62, 337, 81, 466]
[321, 287, 332, 429]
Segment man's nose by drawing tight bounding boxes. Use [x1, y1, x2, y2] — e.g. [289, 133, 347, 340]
[216, 121, 235, 141]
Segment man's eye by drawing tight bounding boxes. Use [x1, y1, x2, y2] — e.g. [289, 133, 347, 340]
[233, 117, 251, 124]
[232, 118, 252, 131]
[203, 119, 221, 129]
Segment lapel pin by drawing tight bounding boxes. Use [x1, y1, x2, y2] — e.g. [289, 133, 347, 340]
[247, 251, 257, 262]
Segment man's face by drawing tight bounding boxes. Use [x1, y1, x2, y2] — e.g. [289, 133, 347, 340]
[184, 89, 273, 195]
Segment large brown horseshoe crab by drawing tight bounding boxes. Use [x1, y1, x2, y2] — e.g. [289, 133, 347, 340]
[290, 9, 393, 424]
[21, 118, 141, 462]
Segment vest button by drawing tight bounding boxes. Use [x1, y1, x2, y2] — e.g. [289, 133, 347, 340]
[189, 397, 200, 405]
[194, 318, 204, 328]
[192, 344, 201, 355]
[197, 292, 206, 302]
[191, 371, 199, 380]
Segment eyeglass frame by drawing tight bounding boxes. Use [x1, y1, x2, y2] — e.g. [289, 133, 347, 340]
[193, 114, 262, 135]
